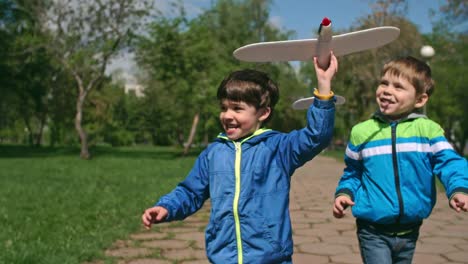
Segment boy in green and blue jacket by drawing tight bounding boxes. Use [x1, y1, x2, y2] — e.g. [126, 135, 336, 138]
[333, 56, 468, 264]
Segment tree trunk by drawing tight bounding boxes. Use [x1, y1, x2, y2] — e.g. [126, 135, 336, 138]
[35, 112, 47, 147]
[75, 93, 90, 159]
[183, 112, 200, 156]
[176, 128, 184, 147]
[23, 117, 34, 146]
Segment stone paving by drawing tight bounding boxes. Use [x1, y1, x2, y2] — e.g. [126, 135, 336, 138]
[100, 156, 468, 264]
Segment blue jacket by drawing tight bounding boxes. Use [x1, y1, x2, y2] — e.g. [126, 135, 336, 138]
[335, 112, 468, 225]
[156, 99, 335, 263]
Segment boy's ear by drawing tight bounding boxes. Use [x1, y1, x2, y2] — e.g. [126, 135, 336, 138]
[258, 107, 271, 122]
[415, 93, 429, 109]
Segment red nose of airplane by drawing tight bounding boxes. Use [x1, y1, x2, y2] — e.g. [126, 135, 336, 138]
[321, 17, 331, 26]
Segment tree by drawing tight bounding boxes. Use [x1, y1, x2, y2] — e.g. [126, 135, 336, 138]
[11, 51, 55, 146]
[434, 0, 468, 34]
[136, 12, 195, 149]
[426, 0, 468, 154]
[20, 0, 150, 158]
[0, 0, 60, 146]
[427, 34, 467, 154]
[0, 0, 21, 143]
[136, 0, 304, 153]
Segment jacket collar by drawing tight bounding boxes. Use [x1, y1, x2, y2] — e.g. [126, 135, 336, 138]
[372, 110, 427, 124]
[216, 128, 276, 145]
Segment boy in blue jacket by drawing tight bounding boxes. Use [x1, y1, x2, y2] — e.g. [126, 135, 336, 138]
[142, 54, 339, 263]
[333, 56, 468, 264]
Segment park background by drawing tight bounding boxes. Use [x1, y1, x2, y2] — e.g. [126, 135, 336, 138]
[0, 0, 466, 263]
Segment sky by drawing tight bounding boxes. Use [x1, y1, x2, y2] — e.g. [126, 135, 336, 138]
[267, 0, 442, 39]
[110, 0, 444, 74]
[178, 0, 443, 38]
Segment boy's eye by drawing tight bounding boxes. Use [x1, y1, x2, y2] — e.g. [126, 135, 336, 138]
[380, 80, 388, 86]
[393, 82, 404, 90]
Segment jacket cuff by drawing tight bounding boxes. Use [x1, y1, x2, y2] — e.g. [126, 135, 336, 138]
[448, 187, 468, 200]
[313, 96, 336, 109]
[154, 202, 173, 221]
[335, 188, 354, 201]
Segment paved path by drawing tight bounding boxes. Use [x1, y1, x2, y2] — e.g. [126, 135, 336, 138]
[101, 156, 468, 264]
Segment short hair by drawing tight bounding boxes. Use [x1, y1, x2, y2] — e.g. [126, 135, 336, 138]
[381, 56, 435, 97]
[217, 69, 279, 121]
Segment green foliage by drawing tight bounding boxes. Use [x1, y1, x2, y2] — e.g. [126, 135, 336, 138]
[423, 30, 467, 153]
[418, 1, 468, 154]
[1, 0, 466, 155]
[105, 129, 135, 147]
[21, 0, 153, 158]
[0, 0, 59, 146]
[81, 79, 150, 147]
[434, 0, 468, 33]
[0, 145, 196, 263]
[135, 0, 305, 146]
[47, 72, 77, 146]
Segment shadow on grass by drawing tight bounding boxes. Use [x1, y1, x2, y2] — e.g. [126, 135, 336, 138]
[0, 144, 203, 160]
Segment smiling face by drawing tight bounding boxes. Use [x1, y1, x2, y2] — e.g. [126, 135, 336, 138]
[376, 72, 428, 120]
[216, 69, 279, 140]
[219, 100, 271, 140]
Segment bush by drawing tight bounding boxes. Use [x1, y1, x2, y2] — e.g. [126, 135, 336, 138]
[105, 129, 134, 146]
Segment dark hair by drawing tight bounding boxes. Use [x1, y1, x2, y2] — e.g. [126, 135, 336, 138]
[217, 69, 279, 122]
[381, 56, 435, 97]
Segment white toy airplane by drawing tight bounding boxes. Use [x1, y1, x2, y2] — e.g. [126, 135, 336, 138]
[233, 17, 400, 109]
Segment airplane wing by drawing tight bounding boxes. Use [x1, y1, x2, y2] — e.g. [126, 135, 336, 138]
[233, 38, 319, 62]
[331, 26, 400, 56]
[233, 26, 400, 62]
[292, 95, 346, 110]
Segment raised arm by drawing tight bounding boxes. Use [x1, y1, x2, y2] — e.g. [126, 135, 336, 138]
[276, 52, 338, 173]
[314, 51, 338, 96]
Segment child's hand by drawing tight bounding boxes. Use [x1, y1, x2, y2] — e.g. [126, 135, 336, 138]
[314, 52, 338, 95]
[333, 195, 355, 218]
[449, 193, 468, 212]
[142, 206, 168, 229]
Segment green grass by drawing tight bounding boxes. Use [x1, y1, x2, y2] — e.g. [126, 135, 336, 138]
[0, 145, 198, 264]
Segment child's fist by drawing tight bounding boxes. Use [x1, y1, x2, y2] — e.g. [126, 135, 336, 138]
[333, 196, 355, 218]
[449, 193, 468, 212]
[142, 206, 168, 229]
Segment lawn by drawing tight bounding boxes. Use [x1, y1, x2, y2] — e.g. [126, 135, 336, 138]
[0, 145, 197, 264]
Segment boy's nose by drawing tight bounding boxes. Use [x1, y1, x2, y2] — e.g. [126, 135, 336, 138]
[383, 88, 392, 95]
[222, 110, 235, 119]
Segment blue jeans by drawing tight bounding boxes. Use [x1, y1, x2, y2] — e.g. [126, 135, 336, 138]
[357, 221, 420, 264]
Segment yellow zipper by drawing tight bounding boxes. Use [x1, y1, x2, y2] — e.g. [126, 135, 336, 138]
[233, 141, 243, 264]
[230, 130, 270, 264]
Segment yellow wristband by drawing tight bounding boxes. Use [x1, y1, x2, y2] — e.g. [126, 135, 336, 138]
[313, 89, 334, 100]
